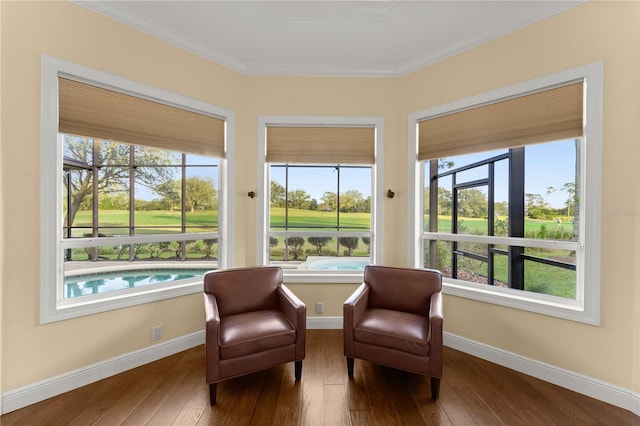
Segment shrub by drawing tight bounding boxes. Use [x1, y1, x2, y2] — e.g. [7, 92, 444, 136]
[307, 236, 332, 255]
[361, 237, 371, 253]
[286, 237, 306, 260]
[270, 247, 285, 260]
[188, 240, 205, 254]
[321, 248, 337, 257]
[98, 246, 115, 256]
[338, 237, 359, 256]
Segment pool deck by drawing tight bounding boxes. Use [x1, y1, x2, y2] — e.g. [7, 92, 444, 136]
[65, 260, 218, 276]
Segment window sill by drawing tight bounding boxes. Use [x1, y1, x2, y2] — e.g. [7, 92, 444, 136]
[442, 278, 598, 325]
[42, 280, 203, 324]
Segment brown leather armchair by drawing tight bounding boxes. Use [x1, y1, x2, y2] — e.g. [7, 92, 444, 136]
[343, 265, 443, 400]
[204, 266, 306, 405]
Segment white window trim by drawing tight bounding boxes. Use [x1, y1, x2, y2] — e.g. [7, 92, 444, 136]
[40, 55, 235, 323]
[257, 116, 384, 284]
[407, 62, 603, 325]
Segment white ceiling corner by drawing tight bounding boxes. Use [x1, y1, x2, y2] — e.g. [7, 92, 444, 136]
[75, 1, 586, 77]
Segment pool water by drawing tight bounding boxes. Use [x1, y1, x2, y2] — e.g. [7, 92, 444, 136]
[64, 268, 208, 299]
[299, 257, 369, 271]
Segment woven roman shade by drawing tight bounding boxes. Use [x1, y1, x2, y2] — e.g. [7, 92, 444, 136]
[266, 126, 375, 164]
[58, 77, 225, 157]
[418, 81, 584, 160]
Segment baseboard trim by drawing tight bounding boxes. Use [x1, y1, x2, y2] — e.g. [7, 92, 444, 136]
[307, 315, 343, 329]
[444, 331, 640, 417]
[1, 331, 205, 414]
[3, 325, 638, 417]
[1, 317, 339, 414]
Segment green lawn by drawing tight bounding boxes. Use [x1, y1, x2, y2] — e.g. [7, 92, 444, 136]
[72, 208, 575, 298]
[75, 208, 573, 237]
[441, 248, 576, 299]
[431, 216, 575, 238]
[72, 209, 218, 235]
[269, 207, 370, 230]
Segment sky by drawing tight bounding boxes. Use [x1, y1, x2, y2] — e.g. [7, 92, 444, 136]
[133, 139, 577, 209]
[270, 165, 372, 202]
[269, 139, 577, 209]
[435, 139, 577, 208]
[135, 154, 219, 201]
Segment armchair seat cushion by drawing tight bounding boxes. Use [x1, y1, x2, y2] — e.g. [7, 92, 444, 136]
[220, 310, 296, 359]
[355, 308, 429, 356]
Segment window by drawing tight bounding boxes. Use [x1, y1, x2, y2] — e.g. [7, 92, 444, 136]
[257, 117, 384, 283]
[41, 56, 235, 323]
[408, 63, 603, 324]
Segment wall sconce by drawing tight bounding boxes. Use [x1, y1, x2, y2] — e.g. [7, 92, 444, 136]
[387, 189, 395, 199]
[247, 191, 256, 198]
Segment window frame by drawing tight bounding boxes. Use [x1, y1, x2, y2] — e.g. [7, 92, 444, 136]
[41, 55, 235, 323]
[257, 116, 384, 283]
[407, 63, 603, 325]
[61, 140, 221, 242]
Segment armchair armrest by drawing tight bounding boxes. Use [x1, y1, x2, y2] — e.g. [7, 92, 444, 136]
[277, 284, 307, 359]
[428, 291, 443, 377]
[343, 283, 370, 357]
[204, 292, 221, 382]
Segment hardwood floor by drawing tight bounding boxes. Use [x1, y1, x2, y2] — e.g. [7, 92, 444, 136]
[2, 330, 637, 425]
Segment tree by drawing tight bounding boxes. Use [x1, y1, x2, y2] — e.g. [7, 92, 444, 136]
[98, 193, 129, 210]
[184, 176, 217, 212]
[339, 189, 364, 213]
[361, 196, 371, 213]
[338, 237, 359, 256]
[525, 193, 545, 211]
[63, 136, 177, 227]
[288, 189, 312, 210]
[525, 193, 554, 220]
[494, 201, 509, 217]
[561, 182, 576, 217]
[155, 180, 181, 211]
[438, 158, 455, 170]
[321, 191, 338, 211]
[438, 188, 452, 215]
[457, 188, 488, 218]
[270, 180, 286, 207]
[307, 236, 331, 255]
[155, 177, 217, 212]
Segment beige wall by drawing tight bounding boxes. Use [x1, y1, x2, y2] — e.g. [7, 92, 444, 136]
[1, 0, 638, 399]
[399, 0, 640, 391]
[0, 0, 4, 408]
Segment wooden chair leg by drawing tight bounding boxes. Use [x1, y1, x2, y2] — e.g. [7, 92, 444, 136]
[430, 377, 440, 400]
[295, 360, 303, 381]
[209, 383, 217, 406]
[347, 357, 354, 378]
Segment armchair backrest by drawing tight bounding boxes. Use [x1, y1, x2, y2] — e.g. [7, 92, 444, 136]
[204, 266, 282, 317]
[364, 265, 442, 316]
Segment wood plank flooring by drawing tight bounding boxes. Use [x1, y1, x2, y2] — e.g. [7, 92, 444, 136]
[2, 330, 637, 425]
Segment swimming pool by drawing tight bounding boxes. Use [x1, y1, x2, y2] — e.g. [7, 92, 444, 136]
[297, 257, 370, 271]
[64, 268, 209, 299]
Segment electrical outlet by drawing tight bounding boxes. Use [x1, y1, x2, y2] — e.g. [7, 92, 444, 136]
[152, 325, 163, 341]
[315, 302, 324, 314]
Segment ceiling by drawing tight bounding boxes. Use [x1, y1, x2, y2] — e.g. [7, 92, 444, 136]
[76, 1, 584, 77]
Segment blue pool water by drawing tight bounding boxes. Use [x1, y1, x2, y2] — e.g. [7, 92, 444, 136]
[64, 268, 208, 299]
[302, 258, 369, 271]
